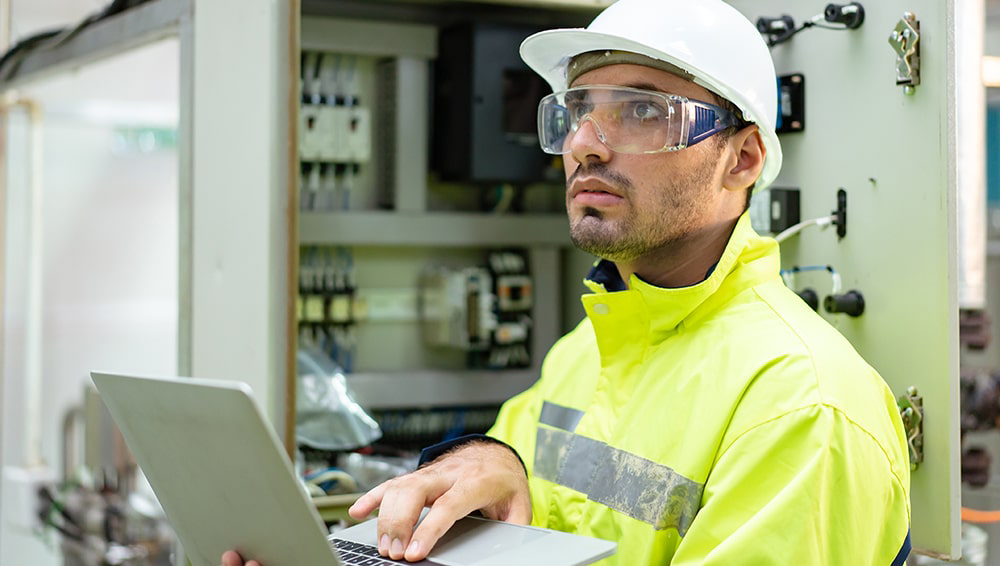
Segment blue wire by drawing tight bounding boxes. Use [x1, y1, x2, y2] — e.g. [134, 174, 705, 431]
[344, 339, 354, 374]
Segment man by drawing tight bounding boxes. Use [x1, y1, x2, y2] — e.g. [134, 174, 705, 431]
[225, 0, 910, 564]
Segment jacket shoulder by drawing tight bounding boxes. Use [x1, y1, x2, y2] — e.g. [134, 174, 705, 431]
[709, 280, 907, 477]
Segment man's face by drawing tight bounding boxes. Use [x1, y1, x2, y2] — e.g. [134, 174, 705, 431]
[563, 63, 732, 263]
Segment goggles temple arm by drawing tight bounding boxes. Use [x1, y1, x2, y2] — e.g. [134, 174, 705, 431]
[686, 101, 740, 147]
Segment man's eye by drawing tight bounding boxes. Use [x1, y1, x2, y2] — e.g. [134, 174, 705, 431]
[628, 102, 665, 121]
[567, 102, 592, 120]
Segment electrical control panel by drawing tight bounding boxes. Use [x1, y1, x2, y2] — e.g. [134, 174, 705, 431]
[295, 16, 567, 409]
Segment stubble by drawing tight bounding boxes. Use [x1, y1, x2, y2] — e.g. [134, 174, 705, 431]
[568, 153, 720, 263]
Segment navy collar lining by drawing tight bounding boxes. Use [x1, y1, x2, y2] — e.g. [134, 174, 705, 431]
[585, 259, 719, 292]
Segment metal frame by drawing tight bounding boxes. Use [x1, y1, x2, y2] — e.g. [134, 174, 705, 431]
[176, 2, 194, 387]
[0, 0, 190, 90]
[186, 0, 296, 444]
[285, 0, 303, 460]
[300, 211, 571, 246]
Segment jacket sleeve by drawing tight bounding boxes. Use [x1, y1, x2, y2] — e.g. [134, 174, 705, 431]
[671, 404, 910, 565]
[487, 383, 556, 527]
[487, 383, 541, 473]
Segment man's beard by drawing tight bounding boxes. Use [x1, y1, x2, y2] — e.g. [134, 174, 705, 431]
[567, 158, 715, 263]
[570, 206, 652, 262]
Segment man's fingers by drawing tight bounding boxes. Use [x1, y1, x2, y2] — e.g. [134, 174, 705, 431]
[348, 481, 389, 520]
[348, 442, 531, 563]
[377, 477, 443, 560]
[220, 551, 261, 566]
[404, 491, 478, 562]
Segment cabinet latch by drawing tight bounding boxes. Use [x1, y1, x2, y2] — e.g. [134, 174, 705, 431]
[897, 386, 924, 471]
[888, 12, 920, 94]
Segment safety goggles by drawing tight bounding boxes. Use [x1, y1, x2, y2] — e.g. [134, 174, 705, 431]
[537, 85, 740, 155]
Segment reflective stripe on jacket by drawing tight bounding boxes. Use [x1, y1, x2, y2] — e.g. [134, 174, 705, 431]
[488, 213, 911, 565]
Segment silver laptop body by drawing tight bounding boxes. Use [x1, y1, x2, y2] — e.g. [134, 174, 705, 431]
[90, 372, 616, 566]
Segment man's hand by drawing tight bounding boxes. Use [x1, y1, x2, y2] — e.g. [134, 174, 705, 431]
[348, 440, 531, 562]
[220, 550, 260, 566]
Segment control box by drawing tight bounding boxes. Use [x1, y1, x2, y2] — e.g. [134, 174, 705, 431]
[432, 23, 550, 183]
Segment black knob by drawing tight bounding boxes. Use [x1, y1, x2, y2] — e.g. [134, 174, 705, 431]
[824, 3, 865, 29]
[756, 15, 795, 36]
[824, 290, 865, 317]
[797, 288, 819, 311]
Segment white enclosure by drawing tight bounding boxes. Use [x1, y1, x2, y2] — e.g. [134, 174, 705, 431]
[729, 0, 964, 558]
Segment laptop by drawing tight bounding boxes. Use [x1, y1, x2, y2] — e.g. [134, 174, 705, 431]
[90, 372, 617, 566]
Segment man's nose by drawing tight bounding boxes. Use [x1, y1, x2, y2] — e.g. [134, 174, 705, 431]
[568, 115, 613, 163]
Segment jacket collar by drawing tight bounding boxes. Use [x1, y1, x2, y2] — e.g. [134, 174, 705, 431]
[581, 213, 780, 334]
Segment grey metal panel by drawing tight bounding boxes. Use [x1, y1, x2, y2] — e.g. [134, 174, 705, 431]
[299, 0, 600, 28]
[529, 246, 562, 374]
[176, 9, 193, 379]
[393, 57, 431, 213]
[299, 211, 572, 246]
[726, 0, 960, 558]
[0, 0, 190, 90]
[476, 0, 613, 7]
[301, 17, 436, 58]
[346, 369, 540, 408]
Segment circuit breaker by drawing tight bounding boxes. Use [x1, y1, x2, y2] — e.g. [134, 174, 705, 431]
[420, 267, 496, 352]
[299, 51, 372, 213]
[419, 251, 534, 369]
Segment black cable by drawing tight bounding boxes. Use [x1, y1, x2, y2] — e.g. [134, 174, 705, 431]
[758, 3, 864, 48]
[767, 21, 815, 47]
[0, 0, 153, 83]
[37, 486, 85, 542]
[0, 29, 63, 81]
[314, 52, 325, 81]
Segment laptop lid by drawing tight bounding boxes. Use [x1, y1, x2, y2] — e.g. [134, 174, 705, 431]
[90, 372, 340, 566]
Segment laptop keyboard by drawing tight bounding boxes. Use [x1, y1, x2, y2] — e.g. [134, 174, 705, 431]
[332, 538, 410, 565]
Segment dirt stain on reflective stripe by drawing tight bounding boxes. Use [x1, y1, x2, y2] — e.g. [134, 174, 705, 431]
[534, 426, 703, 534]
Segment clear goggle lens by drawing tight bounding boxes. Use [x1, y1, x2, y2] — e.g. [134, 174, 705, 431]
[537, 85, 739, 155]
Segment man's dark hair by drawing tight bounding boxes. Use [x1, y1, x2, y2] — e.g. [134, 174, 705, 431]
[713, 96, 753, 141]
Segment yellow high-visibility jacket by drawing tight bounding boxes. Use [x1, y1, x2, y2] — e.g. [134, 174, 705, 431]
[488, 213, 911, 565]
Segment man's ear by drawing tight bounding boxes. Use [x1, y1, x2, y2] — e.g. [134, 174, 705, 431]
[722, 125, 766, 193]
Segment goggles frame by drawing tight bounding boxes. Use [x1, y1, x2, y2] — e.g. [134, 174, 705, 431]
[537, 85, 740, 155]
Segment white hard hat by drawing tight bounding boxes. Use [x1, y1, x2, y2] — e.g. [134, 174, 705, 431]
[521, 0, 783, 191]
